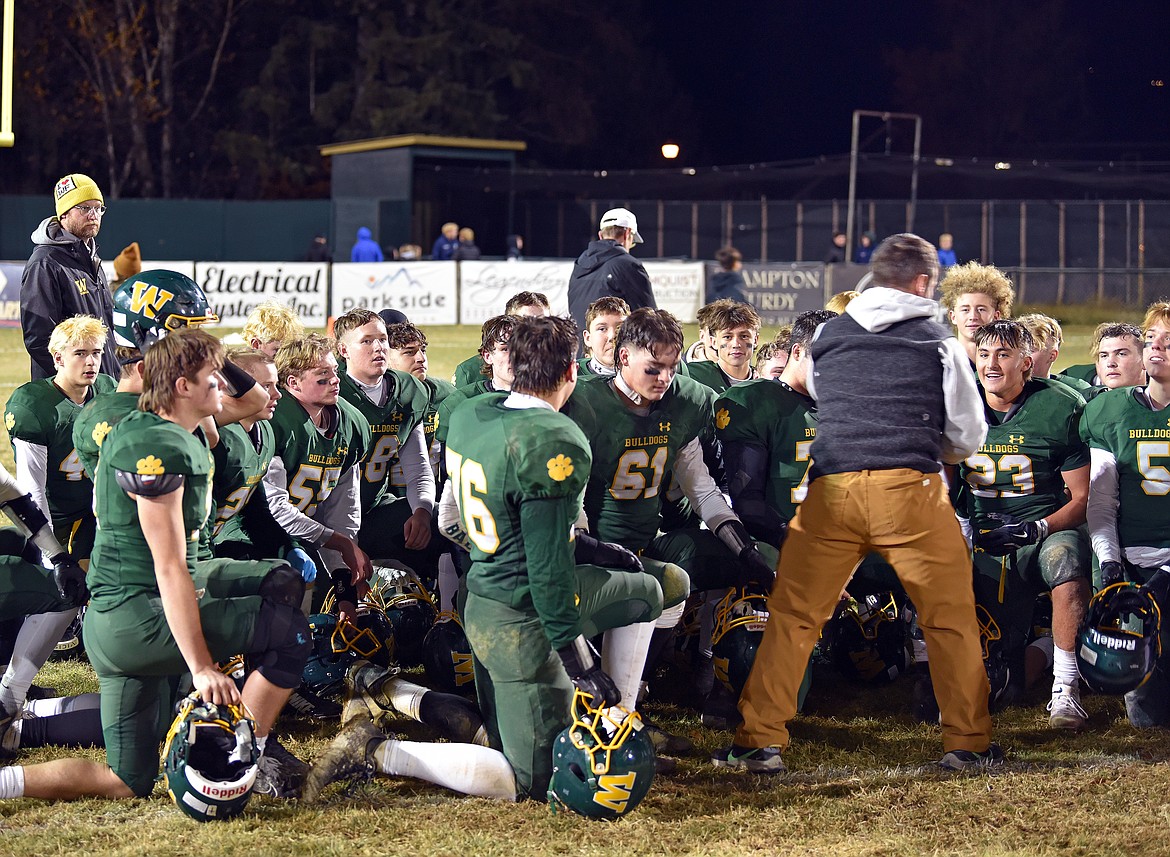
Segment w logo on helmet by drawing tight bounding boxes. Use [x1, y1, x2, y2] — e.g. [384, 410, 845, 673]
[452, 651, 474, 686]
[131, 282, 176, 319]
[592, 772, 639, 813]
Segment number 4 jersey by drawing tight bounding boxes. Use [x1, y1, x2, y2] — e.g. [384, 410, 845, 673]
[959, 377, 1087, 522]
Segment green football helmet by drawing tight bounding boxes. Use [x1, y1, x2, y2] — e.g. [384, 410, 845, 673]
[829, 591, 911, 683]
[366, 576, 438, 667]
[422, 611, 476, 694]
[303, 612, 385, 696]
[1077, 582, 1162, 695]
[547, 689, 656, 820]
[162, 693, 259, 822]
[111, 269, 218, 350]
[711, 587, 769, 695]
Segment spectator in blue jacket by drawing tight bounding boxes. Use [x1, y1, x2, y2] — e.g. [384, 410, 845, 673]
[431, 222, 460, 260]
[351, 227, 384, 263]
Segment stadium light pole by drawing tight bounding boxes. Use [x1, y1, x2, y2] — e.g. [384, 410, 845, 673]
[0, 0, 13, 147]
[846, 110, 921, 260]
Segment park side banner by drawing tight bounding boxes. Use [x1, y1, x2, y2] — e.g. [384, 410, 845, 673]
[195, 262, 328, 327]
[332, 262, 458, 326]
[716, 262, 827, 326]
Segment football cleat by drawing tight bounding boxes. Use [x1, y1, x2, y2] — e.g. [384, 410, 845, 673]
[253, 735, 310, 799]
[1047, 683, 1088, 730]
[937, 742, 1004, 771]
[300, 714, 385, 804]
[284, 684, 343, 721]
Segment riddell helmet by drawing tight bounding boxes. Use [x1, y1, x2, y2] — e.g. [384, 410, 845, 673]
[162, 693, 259, 822]
[711, 588, 769, 695]
[422, 611, 476, 694]
[829, 592, 911, 683]
[112, 269, 218, 350]
[303, 612, 385, 696]
[1077, 583, 1162, 695]
[975, 605, 1014, 712]
[548, 689, 656, 821]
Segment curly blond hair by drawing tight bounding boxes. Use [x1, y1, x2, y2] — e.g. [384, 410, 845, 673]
[939, 262, 1014, 316]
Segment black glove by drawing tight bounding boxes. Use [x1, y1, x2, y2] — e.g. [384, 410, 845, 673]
[1142, 566, 1170, 604]
[1100, 560, 1125, 588]
[974, 513, 1048, 557]
[50, 553, 89, 608]
[557, 635, 620, 707]
[716, 519, 776, 593]
[574, 532, 643, 573]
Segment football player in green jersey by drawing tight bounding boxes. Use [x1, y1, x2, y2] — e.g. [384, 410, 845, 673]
[578, 296, 629, 380]
[0, 330, 311, 803]
[686, 301, 761, 393]
[963, 320, 1091, 729]
[1093, 322, 1146, 390]
[1017, 313, 1098, 399]
[266, 334, 372, 622]
[754, 331, 791, 381]
[1082, 302, 1170, 726]
[436, 315, 517, 450]
[452, 292, 550, 387]
[940, 262, 1014, 364]
[304, 315, 658, 803]
[333, 310, 440, 577]
[7, 315, 116, 559]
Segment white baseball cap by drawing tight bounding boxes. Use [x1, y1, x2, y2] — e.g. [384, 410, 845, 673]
[599, 207, 643, 244]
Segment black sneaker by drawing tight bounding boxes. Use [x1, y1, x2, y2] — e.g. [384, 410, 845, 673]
[300, 715, 386, 804]
[712, 743, 786, 773]
[284, 685, 343, 721]
[254, 736, 310, 799]
[937, 742, 1004, 771]
[701, 683, 742, 731]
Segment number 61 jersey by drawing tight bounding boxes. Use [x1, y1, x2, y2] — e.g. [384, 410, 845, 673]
[959, 377, 1087, 522]
[1081, 386, 1170, 552]
[562, 373, 713, 551]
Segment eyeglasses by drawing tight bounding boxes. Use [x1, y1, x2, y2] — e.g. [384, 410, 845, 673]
[73, 204, 106, 217]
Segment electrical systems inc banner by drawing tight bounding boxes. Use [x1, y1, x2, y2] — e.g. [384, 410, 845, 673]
[195, 262, 328, 327]
[332, 262, 458, 326]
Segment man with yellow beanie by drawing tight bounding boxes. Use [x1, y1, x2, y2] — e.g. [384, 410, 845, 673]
[19, 174, 120, 380]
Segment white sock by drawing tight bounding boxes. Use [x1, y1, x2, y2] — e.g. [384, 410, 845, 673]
[0, 766, 25, 799]
[25, 691, 101, 717]
[657, 600, 686, 631]
[601, 621, 655, 711]
[382, 676, 428, 721]
[437, 555, 459, 613]
[0, 609, 78, 712]
[1053, 645, 1080, 689]
[255, 735, 268, 756]
[373, 738, 517, 800]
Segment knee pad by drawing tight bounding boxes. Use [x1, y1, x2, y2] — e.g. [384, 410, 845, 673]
[1039, 538, 1087, 589]
[660, 562, 690, 609]
[258, 562, 305, 610]
[246, 601, 312, 690]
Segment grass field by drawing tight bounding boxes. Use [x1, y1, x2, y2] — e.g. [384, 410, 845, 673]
[0, 310, 1166, 857]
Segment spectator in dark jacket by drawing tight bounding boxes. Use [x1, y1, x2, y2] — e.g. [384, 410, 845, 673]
[305, 233, 332, 262]
[431, 222, 459, 260]
[567, 208, 656, 345]
[709, 246, 748, 303]
[452, 227, 481, 261]
[350, 227, 383, 262]
[20, 173, 120, 380]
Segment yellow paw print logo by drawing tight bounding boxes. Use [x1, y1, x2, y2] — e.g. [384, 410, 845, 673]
[716, 408, 730, 430]
[136, 455, 165, 476]
[547, 454, 574, 482]
[92, 421, 112, 447]
[4, 413, 13, 432]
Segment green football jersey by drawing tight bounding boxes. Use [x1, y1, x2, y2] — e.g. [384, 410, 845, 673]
[436, 379, 496, 446]
[89, 410, 213, 609]
[337, 369, 430, 508]
[391, 375, 455, 496]
[210, 421, 275, 545]
[685, 360, 754, 395]
[960, 378, 1088, 522]
[453, 353, 485, 388]
[268, 394, 370, 517]
[715, 379, 817, 523]
[446, 393, 590, 649]
[563, 374, 713, 551]
[5, 374, 117, 522]
[1081, 387, 1170, 551]
[73, 390, 140, 480]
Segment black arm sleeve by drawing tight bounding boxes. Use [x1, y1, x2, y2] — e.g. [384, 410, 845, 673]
[723, 440, 788, 549]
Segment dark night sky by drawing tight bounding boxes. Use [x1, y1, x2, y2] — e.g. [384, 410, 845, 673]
[640, 1, 1170, 166]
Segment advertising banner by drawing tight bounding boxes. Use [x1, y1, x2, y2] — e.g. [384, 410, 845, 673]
[195, 262, 328, 327]
[458, 261, 573, 325]
[644, 261, 704, 323]
[331, 262, 457, 326]
[0, 263, 22, 327]
[730, 262, 828, 327]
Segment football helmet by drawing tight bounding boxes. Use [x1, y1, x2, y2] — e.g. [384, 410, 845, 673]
[422, 611, 476, 694]
[547, 689, 656, 820]
[828, 592, 911, 683]
[162, 693, 259, 822]
[975, 605, 1014, 711]
[112, 269, 218, 350]
[1076, 582, 1162, 695]
[366, 577, 438, 667]
[303, 612, 385, 697]
[711, 587, 769, 695]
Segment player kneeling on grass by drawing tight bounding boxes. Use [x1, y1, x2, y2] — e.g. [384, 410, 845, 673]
[0, 329, 311, 807]
[303, 316, 661, 815]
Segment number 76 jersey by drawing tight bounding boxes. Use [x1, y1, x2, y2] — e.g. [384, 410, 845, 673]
[1081, 386, 1170, 551]
[959, 377, 1087, 522]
